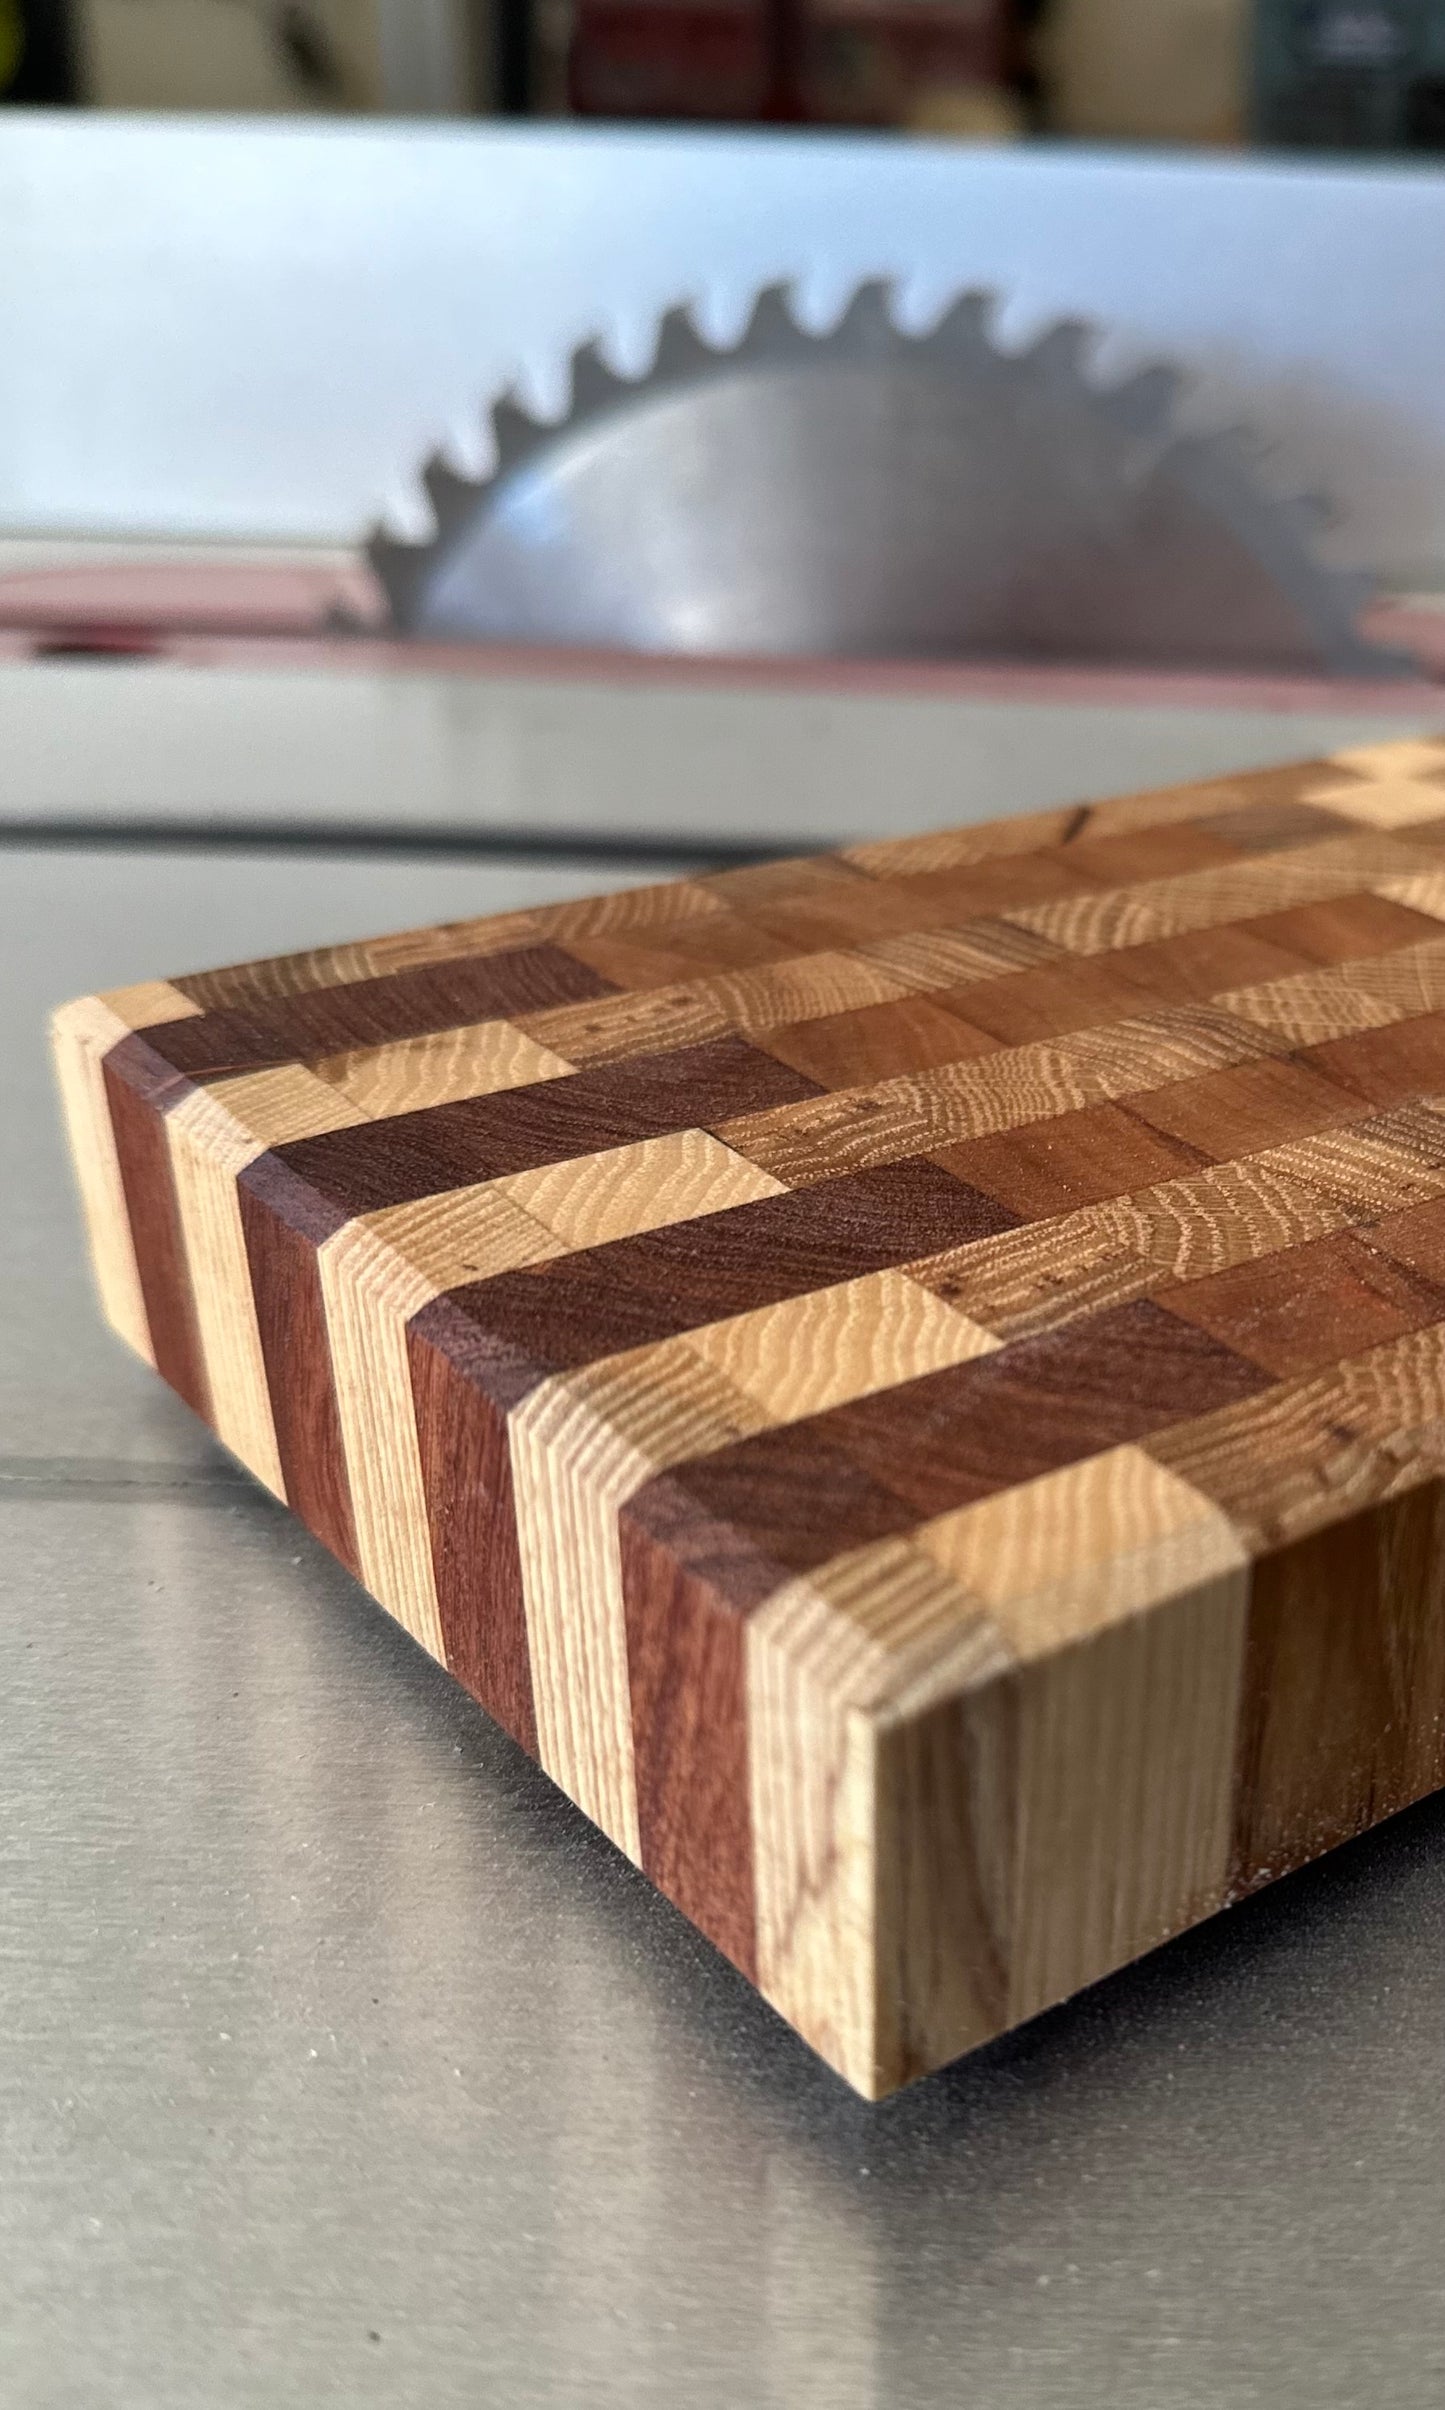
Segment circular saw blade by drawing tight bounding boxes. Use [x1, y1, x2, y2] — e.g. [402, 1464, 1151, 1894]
[367, 281, 1410, 677]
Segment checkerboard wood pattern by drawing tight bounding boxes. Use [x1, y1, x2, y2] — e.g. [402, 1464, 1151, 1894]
[53, 735, 1445, 2096]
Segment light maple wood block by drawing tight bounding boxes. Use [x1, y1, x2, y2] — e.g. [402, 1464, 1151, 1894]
[52, 733, 1445, 2095]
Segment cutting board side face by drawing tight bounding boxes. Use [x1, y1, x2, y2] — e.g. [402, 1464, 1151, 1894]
[50, 733, 1445, 2097]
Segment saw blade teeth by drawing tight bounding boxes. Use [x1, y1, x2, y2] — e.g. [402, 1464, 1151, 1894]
[1024, 318, 1095, 382]
[490, 390, 549, 469]
[739, 280, 808, 355]
[569, 337, 626, 415]
[1102, 363, 1183, 438]
[653, 301, 714, 379]
[421, 451, 482, 536]
[921, 287, 997, 357]
[831, 277, 900, 352]
[369, 274, 1412, 679]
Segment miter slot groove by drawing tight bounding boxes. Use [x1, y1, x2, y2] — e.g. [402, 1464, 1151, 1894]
[0, 817, 789, 871]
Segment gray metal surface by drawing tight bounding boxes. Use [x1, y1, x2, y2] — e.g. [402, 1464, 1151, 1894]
[371, 283, 1399, 675]
[6, 117, 1445, 601]
[2, 652, 1436, 845]
[6, 839, 1445, 2408]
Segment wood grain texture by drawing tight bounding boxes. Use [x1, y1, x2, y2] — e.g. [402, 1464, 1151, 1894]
[50, 982, 200, 1360]
[166, 1068, 366, 1494]
[52, 730, 1445, 2097]
[103, 1032, 212, 1418]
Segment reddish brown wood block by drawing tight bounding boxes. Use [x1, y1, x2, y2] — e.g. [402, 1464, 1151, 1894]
[1104, 921, 1311, 1006]
[51, 732, 1445, 2096]
[759, 993, 998, 1084]
[935, 1102, 1208, 1218]
[1129, 1054, 1362, 1158]
[1245, 890, 1445, 965]
[1163, 1229, 1445, 1378]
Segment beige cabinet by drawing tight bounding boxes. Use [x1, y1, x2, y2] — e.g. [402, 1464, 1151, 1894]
[78, 0, 489, 113]
[1038, 0, 1247, 144]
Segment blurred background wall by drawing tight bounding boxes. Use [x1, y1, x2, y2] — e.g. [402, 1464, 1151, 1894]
[4, 0, 1444, 148]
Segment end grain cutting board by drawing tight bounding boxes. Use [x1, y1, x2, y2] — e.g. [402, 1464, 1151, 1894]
[52, 736, 1445, 2095]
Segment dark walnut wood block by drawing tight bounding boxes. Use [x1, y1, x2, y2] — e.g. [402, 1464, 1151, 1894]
[52, 735, 1445, 2095]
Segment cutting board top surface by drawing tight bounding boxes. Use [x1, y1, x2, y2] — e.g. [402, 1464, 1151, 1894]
[53, 732, 1445, 2093]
